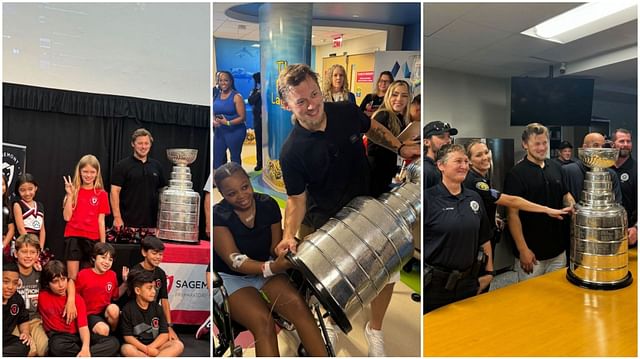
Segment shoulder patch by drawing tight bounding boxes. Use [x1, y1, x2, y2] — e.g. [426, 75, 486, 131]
[475, 181, 490, 191]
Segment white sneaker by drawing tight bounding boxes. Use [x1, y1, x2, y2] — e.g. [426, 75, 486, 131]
[364, 321, 386, 357]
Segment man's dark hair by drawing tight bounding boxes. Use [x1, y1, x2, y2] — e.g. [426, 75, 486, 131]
[277, 64, 320, 102]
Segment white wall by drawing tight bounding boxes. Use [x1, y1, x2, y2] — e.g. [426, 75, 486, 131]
[425, 67, 526, 142]
[314, 32, 387, 72]
[3, 3, 210, 106]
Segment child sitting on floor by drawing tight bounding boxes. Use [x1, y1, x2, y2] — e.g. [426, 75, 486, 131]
[37, 260, 119, 357]
[119, 269, 184, 357]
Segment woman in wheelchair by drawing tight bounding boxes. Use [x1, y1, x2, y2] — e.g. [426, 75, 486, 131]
[213, 162, 328, 356]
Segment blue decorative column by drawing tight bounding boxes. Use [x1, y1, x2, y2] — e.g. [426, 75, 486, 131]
[259, 3, 312, 192]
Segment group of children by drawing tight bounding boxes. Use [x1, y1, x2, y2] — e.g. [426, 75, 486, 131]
[3, 235, 184, 357]
[2, 153, 185, 357]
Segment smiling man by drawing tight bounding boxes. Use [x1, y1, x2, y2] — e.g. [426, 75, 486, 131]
[110, 128, 167, 232]
[504, 123, 575, 282]
[274, 64, 419, 356]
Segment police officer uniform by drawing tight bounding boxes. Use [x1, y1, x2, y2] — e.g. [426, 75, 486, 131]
[612, 156, 637, 227]
[463, 169, 502, 272]
[424, 182, 492, 314]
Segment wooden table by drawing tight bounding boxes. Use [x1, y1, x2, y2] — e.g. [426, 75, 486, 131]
[424, 249, 637, 356]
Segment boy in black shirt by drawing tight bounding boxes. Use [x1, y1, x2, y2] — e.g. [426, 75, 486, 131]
[3, 261, 31, 357]
[130, 236, 181, 341]
[120, 269, 183, 357]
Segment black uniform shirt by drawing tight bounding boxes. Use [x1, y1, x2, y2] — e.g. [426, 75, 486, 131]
[552, 157, 576, 166]
[424, 156, 441, 190]
[503, 157, 568, 260]
[425, 183, 492, 270]
[120, 299, 168, 345]
[463, 169, 502, 233]
[3, 292, 29, 339]
[111, 156, 167, 228]
[130, 264, 168, 304]
[612, 156, 637, 226]
[213, 193, 281, 276]
[280, 102, 371, 229]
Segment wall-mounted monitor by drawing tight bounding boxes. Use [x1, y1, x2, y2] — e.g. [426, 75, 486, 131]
[510, 77, 595, 126]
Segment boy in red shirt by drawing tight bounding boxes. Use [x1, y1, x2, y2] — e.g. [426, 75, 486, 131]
[38, 260, 119, 357]
[75, 242, 127, 335]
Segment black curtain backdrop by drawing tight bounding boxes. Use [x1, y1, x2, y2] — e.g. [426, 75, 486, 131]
[3, 83, 211, 260]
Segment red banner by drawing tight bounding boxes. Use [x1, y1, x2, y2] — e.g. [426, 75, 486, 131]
[356, 71, 375, 83]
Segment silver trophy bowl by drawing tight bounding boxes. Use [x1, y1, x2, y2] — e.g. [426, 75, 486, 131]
[578, 148, 619, 170]
[166, 149, 198, 166]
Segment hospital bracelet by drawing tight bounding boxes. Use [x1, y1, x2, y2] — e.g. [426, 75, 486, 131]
[262, 260, 274, 278]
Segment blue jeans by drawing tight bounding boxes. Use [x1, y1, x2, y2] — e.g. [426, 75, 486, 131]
[214, 123, 246, 168]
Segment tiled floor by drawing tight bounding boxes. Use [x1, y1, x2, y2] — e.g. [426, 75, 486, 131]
[213, 142, 422, 356]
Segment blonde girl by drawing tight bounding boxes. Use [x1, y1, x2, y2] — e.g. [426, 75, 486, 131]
[62, 155, 111, 281]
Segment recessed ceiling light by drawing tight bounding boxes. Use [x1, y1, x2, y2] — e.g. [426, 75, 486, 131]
[521, 0, 637, 44]
[352, 14, 359, 18]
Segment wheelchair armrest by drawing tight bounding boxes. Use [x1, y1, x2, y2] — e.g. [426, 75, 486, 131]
[211, 270, 224, 288]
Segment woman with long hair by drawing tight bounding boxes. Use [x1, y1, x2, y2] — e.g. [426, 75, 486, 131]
[367, 80, 412, 196]
[359, 71, 394, 117]
[322, 64, 355, 103]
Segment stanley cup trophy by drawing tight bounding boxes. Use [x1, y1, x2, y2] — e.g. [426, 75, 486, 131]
[567, 148, 633, 289]
[156, 149, 200, 243]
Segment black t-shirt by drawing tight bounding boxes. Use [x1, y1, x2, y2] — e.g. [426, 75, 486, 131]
[612, 156, 637, 226]
[280, 102, 372, 228]
[367, 111, 405, 197]
[463, 169, 502, 233]
[503, 157, 568, 260]
[3, 292, 29, 339]
[359, 94, 384, 115]
[425, 183, 493, 270]
[111, 156, 167, 228]
[424, 156, 441, 190]
[552, 157, 575, 166]
[120, 299, 168, 345]
[130, 264, 168, 303]
[213, 193, 282, 276]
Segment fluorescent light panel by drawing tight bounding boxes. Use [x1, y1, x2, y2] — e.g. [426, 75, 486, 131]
[522, 0, 637, 44]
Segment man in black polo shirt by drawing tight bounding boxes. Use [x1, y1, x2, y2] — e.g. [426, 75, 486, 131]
[611, 128, 637, 245]
[274, 64, 419, 356]
[504, 123, 575, 282]
[424, 121, 457, 189]
[111, 128, 167, 231]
